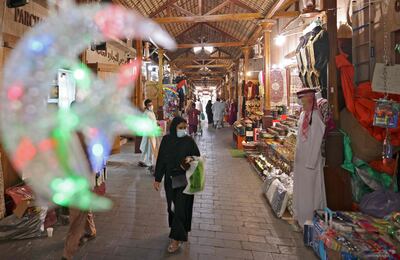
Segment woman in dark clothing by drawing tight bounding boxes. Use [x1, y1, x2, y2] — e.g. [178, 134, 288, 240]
[205, 100, 213, 124]
[153, 116, 200, 253]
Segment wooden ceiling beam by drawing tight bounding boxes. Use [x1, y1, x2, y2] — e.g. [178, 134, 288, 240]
[184, 71, 226, 75]
[153, 13, 262, 24]
[177, 41, 243, 48]
[266, 0, 292, 19]
[280, 0, 299, 12]
[175, 57, 232, 61]
[273, 10, 300, 18]
[204, 23, 241, 42]
[174, 23, 201, 39]
[182, 64, 230, 68]
[205, 0, 230, 15]
[172, 3, 195, 16]
[228, 0, 257, 13]
[149, 0, 179, 18]
[198, 0, 202, 15]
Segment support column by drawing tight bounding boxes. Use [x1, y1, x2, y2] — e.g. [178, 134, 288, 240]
[158, 48, 165, 112]
[325, 0, 339, 122]
[135, 40, 143, 108]
[260, 19, 275, 111]
[240, 46, 250, 118]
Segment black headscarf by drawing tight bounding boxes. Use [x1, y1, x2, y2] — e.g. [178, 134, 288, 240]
[169, 116, 187, 138]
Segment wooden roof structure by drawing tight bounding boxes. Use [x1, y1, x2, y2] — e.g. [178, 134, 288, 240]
[115, 0, 300, 88]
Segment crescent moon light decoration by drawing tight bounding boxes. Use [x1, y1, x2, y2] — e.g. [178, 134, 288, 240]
[0, 2, 176, 211]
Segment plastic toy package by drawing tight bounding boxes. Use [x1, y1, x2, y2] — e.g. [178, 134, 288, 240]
[373, 99, 399, 128]
[310, 210, 400, 259]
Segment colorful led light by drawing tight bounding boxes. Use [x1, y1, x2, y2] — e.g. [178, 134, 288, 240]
[7, 83, 24, 101]
[72, 65, 91, 90]
[1, 2, 176, 211]
[125, 115, 161, 136]
[13, 138, 37, 171]
[117, 60, 141, 88]
[27, 35, 53, 55]
[92, 143, 104, 157]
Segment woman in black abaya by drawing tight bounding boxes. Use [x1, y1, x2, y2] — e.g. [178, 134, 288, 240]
[153, 116, 200, 253]
[205, 100, 213, 124]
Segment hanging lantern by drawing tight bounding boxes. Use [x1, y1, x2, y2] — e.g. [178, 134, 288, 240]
[143, 41, 151, 62]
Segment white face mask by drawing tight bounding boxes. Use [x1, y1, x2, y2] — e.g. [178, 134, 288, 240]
[148, 105, 154, 111]
[177, 129, 187, 138]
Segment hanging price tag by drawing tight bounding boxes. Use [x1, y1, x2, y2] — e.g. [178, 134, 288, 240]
[373, 99, 399, 128]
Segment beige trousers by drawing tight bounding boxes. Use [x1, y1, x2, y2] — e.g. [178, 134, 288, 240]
[63, 209, 96, 259]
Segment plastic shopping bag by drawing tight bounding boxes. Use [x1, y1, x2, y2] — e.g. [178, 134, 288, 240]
[183, 157, 205, 195]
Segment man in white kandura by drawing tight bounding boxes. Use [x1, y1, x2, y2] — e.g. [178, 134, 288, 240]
[211, 98, 225, 129]
[293, 88, 326, 228]
[138, 99, 157, 170]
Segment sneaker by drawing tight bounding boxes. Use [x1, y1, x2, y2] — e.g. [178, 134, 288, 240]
[138, 161, 148, 167]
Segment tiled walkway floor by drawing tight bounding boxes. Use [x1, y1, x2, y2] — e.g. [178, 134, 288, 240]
[0, 126, 316, 260]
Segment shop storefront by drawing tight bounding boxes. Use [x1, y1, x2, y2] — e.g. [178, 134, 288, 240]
[231, 0, 400, 258]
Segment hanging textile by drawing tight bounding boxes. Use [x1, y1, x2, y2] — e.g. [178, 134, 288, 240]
[295, 26, 329, 98]
[336, 53, 400, 146]
[0, 153, 4, 220]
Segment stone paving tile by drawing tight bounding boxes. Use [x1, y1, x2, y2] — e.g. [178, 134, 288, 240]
[0, 126, 317, 259]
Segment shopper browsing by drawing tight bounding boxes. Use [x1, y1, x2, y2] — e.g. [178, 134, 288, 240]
[153, 116, 200, 253]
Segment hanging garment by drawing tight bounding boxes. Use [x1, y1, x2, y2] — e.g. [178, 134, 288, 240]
[307, 27, 329, 97]
[0, 155, 4, 220]
[228, 102, 238, 125]
[336, 53, 400, 145]
[293, 111, 327, 227]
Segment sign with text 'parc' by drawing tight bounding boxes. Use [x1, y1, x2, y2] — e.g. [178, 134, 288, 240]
[2, 2, 48, 38]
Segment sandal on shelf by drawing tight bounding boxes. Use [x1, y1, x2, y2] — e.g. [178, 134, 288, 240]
[167, 241, 181, 253]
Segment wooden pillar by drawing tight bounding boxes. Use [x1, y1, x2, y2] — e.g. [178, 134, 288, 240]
[242, 46, 250, 83]
[135, 40, 143, 108]
[157, 49, 165, 109]
[240, 47, 250, 118]
[260, 19, 275, 111]
[325, 0, 339, 122]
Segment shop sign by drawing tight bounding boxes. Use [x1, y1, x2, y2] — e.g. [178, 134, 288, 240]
[14, 8, 43, 27]
[86, 44, 132, 65]
[2, 2, 48, 38]
[92, 49, 127, 65]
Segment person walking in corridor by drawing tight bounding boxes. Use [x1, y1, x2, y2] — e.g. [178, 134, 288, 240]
[212, 98, 225, 128]
[187, 102, 200, 136]
[139, 99, 157, 169]
[205, 100, 213, 125]
[153, 116, 200, 253]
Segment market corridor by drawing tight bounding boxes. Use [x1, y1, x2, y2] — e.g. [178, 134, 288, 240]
[0, 126, 315, 260]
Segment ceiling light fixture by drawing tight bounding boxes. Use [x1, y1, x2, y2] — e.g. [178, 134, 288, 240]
[274, 35, 286, 46]
[193, 47, 202, 53]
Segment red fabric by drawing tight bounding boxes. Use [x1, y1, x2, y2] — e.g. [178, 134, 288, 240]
[336, 54, 400, 146]
[369, 159, 396, 176]
[5, 185, 34, 206]
[177, 79, 186, 89]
